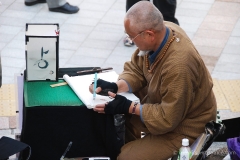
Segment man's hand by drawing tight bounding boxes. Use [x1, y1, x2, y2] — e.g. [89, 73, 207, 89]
[93, 92, 132, 114]
[89, 79, 118, 96]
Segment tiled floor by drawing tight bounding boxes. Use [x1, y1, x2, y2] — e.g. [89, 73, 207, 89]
[0, 0, 240, 158]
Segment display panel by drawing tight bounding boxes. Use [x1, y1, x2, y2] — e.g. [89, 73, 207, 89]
[25, 23, 59, 81]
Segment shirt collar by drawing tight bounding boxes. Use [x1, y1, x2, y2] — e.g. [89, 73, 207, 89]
[148, 27, 170, 64]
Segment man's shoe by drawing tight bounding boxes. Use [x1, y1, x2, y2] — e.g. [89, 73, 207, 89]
[49, 3, 79, 14]
[25, 0, 46, 6]
[123, 36, 134, 47]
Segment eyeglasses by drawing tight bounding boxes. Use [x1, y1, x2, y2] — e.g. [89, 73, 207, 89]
[126, 30, 146, 42]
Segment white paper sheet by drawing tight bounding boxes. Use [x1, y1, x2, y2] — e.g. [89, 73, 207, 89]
[63, 71, 139, 109]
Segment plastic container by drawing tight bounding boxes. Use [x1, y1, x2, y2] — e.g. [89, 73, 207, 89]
[178, 138, 192, 160]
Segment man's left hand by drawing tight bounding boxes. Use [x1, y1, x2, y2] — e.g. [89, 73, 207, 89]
[93, 92, 132, 114]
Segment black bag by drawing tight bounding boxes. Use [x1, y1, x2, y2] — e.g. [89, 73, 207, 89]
[0, 136, 30, 160]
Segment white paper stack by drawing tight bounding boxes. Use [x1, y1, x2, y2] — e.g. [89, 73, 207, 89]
[63, 71, 139, 109]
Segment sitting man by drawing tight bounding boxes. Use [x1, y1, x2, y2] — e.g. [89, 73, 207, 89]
[89, 1, 217, 160]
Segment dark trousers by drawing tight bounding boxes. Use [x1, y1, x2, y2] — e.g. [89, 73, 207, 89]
[126, 0, 179, 25]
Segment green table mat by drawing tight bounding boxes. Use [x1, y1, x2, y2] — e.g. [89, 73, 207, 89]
[24, 80, 83, 107]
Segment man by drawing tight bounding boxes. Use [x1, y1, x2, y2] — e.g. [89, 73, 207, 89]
[124, 0, 179, 46]
[24, 0, 79, 14]
[90, 1, 216, 159]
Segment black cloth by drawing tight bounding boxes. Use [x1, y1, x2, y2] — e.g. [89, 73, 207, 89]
[126, 0, 179, 25]
[20, 68, 122, 160]
[215, 117, 240, 142]
[0, 136, 29, 160]
[20, 105, 121, 160]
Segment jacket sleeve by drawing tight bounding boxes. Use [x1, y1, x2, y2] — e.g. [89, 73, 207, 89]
[119, 49, 147, 93]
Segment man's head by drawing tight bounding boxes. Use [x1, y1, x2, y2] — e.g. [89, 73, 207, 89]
[124, 1, 165, 52]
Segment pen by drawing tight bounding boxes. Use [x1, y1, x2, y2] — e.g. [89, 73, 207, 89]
[93, 72, 97, 100]
[77, 67, 113, 74]
[60, 141, 72, 160]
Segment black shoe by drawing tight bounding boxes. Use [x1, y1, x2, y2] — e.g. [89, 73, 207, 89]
[123, 36, 134, 47]
[49, 3, 79, 14]
[25, 0, 46, 6]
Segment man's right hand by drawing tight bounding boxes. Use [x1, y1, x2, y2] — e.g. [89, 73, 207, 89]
[89, 79, 118, 96]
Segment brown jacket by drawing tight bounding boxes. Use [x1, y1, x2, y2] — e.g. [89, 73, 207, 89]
[119, 22, 217, 141]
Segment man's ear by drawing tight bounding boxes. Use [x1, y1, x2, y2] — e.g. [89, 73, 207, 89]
[145, 30, 155, 41]
[145, 30, 154, 35]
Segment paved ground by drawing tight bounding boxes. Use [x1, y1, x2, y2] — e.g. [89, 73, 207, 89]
[0, 0, 240, 159]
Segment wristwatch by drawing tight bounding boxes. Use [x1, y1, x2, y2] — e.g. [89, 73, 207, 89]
[132, 102, 138, 114]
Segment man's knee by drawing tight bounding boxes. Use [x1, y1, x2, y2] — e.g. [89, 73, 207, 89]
[117, 147, 173, 160]
[117, 147, 138, 160]
[117, 136, 175, 160]
[117, 152, 128, 160]
[117, 141, 133, 160]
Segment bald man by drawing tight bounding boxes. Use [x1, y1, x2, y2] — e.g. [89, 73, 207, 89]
[90, 1, 217, 159]
[124, 0, 178, 47]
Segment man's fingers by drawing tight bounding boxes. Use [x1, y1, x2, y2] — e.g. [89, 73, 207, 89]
[89, 84, 102, 94]
[93, 103, 106, 113]
[93, 108, 105, 113]
[95, 87, 102, 93]
[89, 84, 94, 93]
[108, 91, 116, 98]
